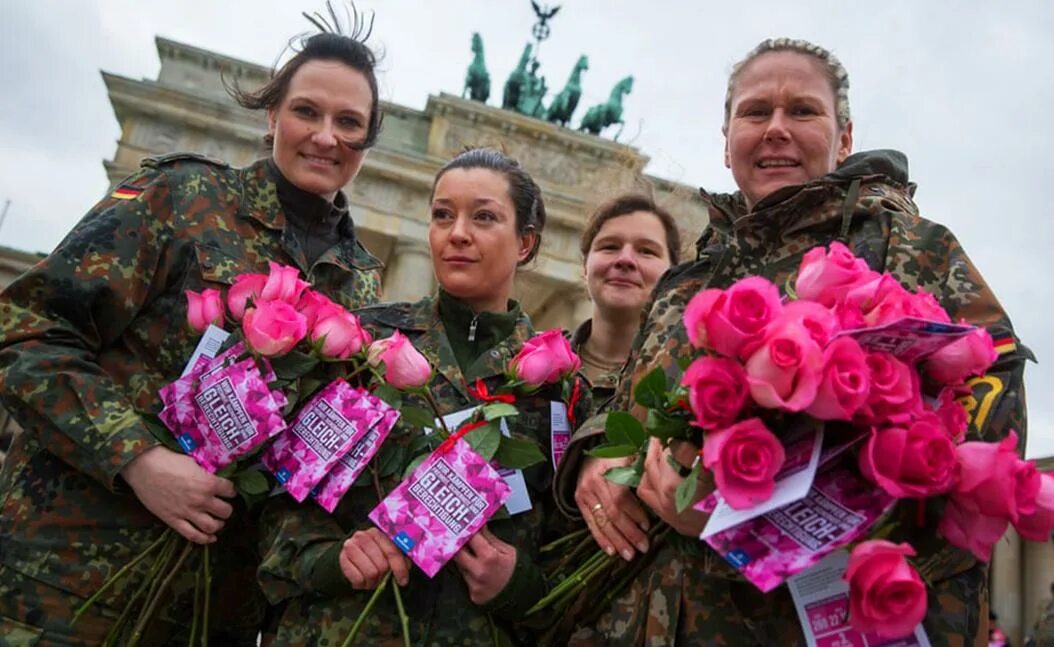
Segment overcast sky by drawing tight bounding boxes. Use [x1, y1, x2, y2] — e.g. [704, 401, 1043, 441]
[1, 1, 1051, 457]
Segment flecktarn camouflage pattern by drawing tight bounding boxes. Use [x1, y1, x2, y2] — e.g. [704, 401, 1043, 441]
[556, 150, 1030, 647]
[0, 154, 382, 646]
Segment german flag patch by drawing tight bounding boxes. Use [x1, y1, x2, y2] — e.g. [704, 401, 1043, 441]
[992, 334, 1016, 355]
[111, 185, 143, 201]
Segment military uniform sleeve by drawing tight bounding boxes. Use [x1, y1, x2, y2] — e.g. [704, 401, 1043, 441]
[257, 494, 364, 602]
[0, 168, 180, 489]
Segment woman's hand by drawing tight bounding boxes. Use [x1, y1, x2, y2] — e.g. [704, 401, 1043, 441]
[120, 446, 235, 544]
[575, 455, 651, 561]
[636, 438, 709, 537]
[452, 526, 517, 605]
[339, 528, 410, 589]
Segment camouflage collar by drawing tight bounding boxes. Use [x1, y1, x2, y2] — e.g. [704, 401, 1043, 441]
[237, 158, 382, 273]
[696, 149, 913, 250]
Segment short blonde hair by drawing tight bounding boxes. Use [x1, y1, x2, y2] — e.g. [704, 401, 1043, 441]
[723, 38, 851, 131]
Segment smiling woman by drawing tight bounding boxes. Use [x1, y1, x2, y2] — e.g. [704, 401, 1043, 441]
[0, 4, 387, 645]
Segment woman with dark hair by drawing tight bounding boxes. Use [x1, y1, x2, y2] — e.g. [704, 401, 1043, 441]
[0, 6, 385, 644]
[258, 148, 591, 646]
[556, 38, 1028, 645]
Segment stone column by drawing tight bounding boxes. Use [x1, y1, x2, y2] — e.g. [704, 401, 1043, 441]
[991, 529, 1023, 644]
[382, 240, 434, 303]
[1023, 537, 1054, 642]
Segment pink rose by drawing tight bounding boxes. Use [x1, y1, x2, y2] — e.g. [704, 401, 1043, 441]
[906, 288, 951, 323]
[855, 352, 922, 427]
[805, 337, 870, 421]
[744, 316, 823, 412]
[954, 431, 1029, 521]
[260, 261, 309, 304]
[683, 289, 723, 350]
[781, 300, 840, 348]
[1014, 472, 1054, 542]
[311, 309, 371, 359]
[685, 277, 783, 358]
[794, 241, 871, 306]
[185, 288, 224, 332]
[297, 289, 342, 329]
[924, 326, 997, 385]
[832, 300, 866, 331]
[702, 418, 785, 509]
[242, 300, 308, 357]
[860, 278, 914, 327]
[510, 329, 581, 386]
[367, 331, 432, 389]
[935, 388, 968, 442]
[681, 356, 749, 430]
[227, 273, 267, 321]
[939, 495, 1009, 562]
[858, 413, 958, 498]
[844, 540, 927, 639]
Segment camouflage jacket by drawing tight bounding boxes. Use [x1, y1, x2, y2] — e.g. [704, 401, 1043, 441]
[0, 154, 382, 640]
[556, 150, 1030, 646]
[258, 295, 592, 647]
[569, 319, 619, 409]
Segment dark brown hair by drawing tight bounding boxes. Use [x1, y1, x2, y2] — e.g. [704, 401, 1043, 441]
[431, 148, 546, 265]
[227, 2, 382, 150]
[579, 194, 681, 265]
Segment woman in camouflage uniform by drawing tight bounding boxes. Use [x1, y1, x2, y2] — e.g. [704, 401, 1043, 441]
[258, 148, 591, 646]
[0, 14, 385, 645]
[556, 38, 1030, 646]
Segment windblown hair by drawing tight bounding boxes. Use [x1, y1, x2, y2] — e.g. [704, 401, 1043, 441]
[227, 1, 383, 150]
[579, 194, 681, 265]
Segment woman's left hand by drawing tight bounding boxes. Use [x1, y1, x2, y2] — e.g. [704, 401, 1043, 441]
[452, 526, 517, 605]
[636, 437, 709, 537]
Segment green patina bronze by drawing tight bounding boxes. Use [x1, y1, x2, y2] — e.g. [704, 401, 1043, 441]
[502, 43, 533, 111]
[579, 75, 634, 137]
[518, 59, 548, 118]
[545, 54, 588, 126]
[462, 32, 490, 103]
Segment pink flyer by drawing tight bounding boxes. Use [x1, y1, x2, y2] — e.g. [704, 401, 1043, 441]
[263, 381, 386, 502]
[313, 402, 401, 513]
[703, 464, 896, 592]
[837, 317, 973, 363]
[369, 438, 511, 578]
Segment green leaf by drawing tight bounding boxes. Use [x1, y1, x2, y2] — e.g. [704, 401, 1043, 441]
[586, 443, 639, 459]
[464, 421, 502, 461]
[375, 443, 407, 479]
[234, 469, 270, 497]
[677, 355, 694, 371]
[646, 409, 691, 441]
[298, 377, 326, 402]
[372, 383, 402, 409]
[399, 405, 436, 430]
[605, 411, 647, 448]
[603, 465, 642, 488]
[142, 414, 183, 453]
[402, 453, 429, 480]
[269, 350, 320, 381]
[482, 402, 519, 421]
[633, 366, 668, 410]
[409, 433, 434, 454]
[493, 434, 546, 469]
[490, 506, 511, 521]
[674, 462, 702, 513]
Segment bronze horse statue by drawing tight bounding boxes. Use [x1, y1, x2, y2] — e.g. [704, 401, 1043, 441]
[545, 54, 588, 127]
[462, 32, 490, 103]
[579, 75, 634, 137]
[502, 43, 533, 111]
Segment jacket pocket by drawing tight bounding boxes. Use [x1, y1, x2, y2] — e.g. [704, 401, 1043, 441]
[193, 243, 249, 288]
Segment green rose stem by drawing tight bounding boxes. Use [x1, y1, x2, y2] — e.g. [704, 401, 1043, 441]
[539, 528, 589, 554]
[72, 528, 173, 623]
[100, 532, 177, 647]
[201, 544, 211, 647]
[127, 540, 195, 647]
[391, 576, 411, 647]
[341, 572, 392, 647]
[419, 389, 453, 440]
[189, 556, 202, 646]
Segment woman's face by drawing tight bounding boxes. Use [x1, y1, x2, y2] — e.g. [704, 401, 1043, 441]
[267, 59, 373, 200]
[724, 51, 853, 208]
[429, 168, 536, 313]
[584, 211, 672, 316]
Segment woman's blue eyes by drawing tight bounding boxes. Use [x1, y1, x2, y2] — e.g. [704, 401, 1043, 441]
[291, 106, 363, 129]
